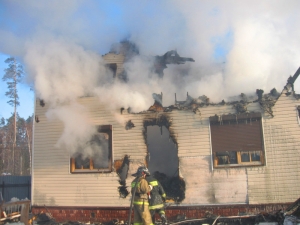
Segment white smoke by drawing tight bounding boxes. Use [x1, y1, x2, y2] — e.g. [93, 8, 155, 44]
[1, 0, 300, 152]
[24, 36, 106, 105]
[46, 103, 97, 154]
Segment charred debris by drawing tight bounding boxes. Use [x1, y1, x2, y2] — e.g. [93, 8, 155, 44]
[144, 85, 283, 117]
[152, 50, 195, 78]
[108, 40, 195, 81]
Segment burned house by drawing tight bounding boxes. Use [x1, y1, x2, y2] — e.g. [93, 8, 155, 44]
[31, 44, 300, 223]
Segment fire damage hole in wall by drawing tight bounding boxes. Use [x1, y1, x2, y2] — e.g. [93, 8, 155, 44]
[115, 155, 130, 198]
[147, 125, 178, 176]
[144, 115, 185, 203]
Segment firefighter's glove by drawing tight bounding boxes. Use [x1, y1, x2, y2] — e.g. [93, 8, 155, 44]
[149, 185, 153, 190]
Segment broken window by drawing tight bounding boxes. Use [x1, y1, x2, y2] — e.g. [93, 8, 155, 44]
[70, 125, 112, 173]
[210, 113, 265, 168]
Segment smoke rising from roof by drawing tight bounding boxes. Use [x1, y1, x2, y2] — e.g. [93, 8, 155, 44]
[2, 1, 300, 104]
[1, 0, 300, 152]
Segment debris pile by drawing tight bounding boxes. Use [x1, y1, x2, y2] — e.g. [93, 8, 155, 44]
[165, 210, 285, 225]
[31, 211, 57, 225]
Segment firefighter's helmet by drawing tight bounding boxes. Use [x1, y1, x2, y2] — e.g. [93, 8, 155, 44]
[132, 166, 150, 177]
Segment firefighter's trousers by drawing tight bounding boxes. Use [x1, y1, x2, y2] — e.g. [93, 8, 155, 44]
[150, 207, 167, 223]
[133, 201, 153, 225]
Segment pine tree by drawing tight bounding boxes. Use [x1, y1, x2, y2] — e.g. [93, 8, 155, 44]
[0, 118, 5, 173]
[2, 57, 24, 174]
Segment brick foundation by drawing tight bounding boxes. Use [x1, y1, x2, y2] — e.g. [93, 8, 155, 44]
[31, 203, 291, 223]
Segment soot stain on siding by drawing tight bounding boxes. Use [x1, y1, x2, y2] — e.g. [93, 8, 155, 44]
[125, 120, 135, 130]
[115, 155, 130, 198]
[206, 182, 218, 204]
[142, 113, 177, 145]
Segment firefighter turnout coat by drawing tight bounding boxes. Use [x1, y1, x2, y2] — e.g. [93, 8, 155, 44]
[146, 176, 166, 211]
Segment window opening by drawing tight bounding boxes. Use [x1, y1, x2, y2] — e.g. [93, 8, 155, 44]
[144, 119, 185, 203]
[70, 125, 112, 173]
[147, 125, 178, 177]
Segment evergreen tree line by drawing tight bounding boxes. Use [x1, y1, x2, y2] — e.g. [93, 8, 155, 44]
[0, 114, 32, 175]
[1, 57, 32, 175]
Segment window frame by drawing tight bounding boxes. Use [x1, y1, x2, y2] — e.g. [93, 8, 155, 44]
[213, 151, 264, 168]
[210, 113, 265, 168]
[70, 125, 113, 173]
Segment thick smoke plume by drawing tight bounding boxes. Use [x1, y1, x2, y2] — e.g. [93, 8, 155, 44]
[1, 0, 300, 153]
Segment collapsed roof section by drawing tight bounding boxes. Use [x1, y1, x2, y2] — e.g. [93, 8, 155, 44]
[143, 89, 278, 117]
[104, 41, 300, 118]
[152, 50, 195, 78]
[141, 67, 300, 119]
[103, 40, 195, 81]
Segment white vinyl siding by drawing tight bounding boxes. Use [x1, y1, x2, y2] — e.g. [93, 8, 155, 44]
[33, 88, 300, 207]
[32, 97, 145, 207]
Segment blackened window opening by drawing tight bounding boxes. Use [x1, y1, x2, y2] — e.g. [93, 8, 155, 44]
[70, 125, 112, 173]
[146, 125, 178, 177]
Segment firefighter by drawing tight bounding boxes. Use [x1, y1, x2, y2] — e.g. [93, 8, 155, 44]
[146, 175, 168, 225]
[131, 166, 154, 225]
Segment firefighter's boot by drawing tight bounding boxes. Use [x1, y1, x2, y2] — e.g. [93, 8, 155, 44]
[161, 214, 168, 225]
